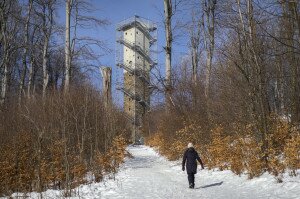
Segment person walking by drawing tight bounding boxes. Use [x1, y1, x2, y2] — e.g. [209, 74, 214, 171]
[182, 142, 204, 188]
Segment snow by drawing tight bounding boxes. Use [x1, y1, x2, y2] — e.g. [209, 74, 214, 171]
[5, 145, 300, 199]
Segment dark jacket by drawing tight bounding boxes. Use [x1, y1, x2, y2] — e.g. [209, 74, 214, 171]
[182, 147, 204, 174]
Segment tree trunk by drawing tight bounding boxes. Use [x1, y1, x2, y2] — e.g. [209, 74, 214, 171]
[64, 0, 71, 93]
[202, 0, 216, 121]
[192, 46, 198, 84]
[27, 56, 35, 98]
[205, 50, 212, 98]
[101, 67, 112, 109]
[42, 3, 53, 99]
[18, 0, 33, 104]
[163, 0, 172, 113]
[42, 34, 49, 99]
[289, 1, 300, 123]
[0, 8, 9, 106]
[190, 10, 201, 85]
[1, 62, 9, 105]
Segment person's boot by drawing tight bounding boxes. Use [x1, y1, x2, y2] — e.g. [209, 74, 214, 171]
[189, 183, 194, 188]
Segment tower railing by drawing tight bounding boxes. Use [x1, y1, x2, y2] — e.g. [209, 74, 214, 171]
[116, 63, 151, 85]
[116, 37, 157, 67]
[117, 16, 157, 33]
[117, 20, 156, 41]
[116, 87, 150, 109]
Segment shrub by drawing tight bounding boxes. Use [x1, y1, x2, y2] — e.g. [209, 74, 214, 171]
[284, 131, 300, 176]
[207, 126, 231, 170]
[229, 138, 244, 175]
[92, 135, 127, 181]
[240, 136, 264, 179]
[0, 88, 130, 196]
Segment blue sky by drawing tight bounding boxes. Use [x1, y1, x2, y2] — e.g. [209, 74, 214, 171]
[57, 0, 191, 104]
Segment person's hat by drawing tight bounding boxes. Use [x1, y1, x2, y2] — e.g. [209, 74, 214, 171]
[188, 142, 193, 148]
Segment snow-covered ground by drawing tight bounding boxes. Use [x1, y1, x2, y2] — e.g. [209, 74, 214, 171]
[7, 145, 300, 199]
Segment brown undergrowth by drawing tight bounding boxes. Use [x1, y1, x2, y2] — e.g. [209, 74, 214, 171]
[146, 116, 300, 180]
[0, 87, 130, 196]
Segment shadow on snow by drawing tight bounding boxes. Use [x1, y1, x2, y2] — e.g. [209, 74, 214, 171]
[195, 181, 223, 189]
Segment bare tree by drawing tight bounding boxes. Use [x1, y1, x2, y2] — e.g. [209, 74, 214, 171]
[19, 0, 33, 104]
[64, 0, 71, 93]
[163, 0, 173, 112]
[187, 5, 203, 107]
[189, 9, 202, 85]
[34, 0, 56, 99]
[27, 26, 41, 98]
[0, 0, 21, 105]
[280, 0, 300, 123]
[202, 0, 216, 100]
[64, 0, 109, 93]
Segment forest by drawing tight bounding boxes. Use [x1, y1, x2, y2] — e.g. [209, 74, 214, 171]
[0, 0, 300, 197]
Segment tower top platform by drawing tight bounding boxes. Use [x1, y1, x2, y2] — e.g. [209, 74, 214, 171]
[117, 16, 157, 40]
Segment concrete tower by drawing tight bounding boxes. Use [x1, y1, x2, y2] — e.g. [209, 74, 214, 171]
[116, 16, 157, 144]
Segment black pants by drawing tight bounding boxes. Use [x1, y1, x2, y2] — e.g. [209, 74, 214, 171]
[187, 172, 195, 187]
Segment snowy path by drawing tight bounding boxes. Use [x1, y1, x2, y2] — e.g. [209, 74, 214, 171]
[10, 145, 300, 199]
[74, 146, 299, 199]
